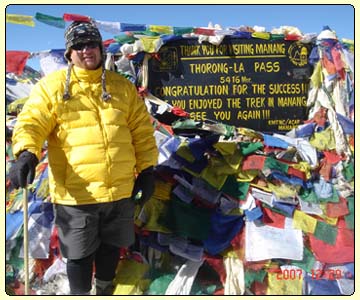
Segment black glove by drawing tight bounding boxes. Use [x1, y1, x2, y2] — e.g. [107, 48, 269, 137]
[9, 150, 39, 189]
[131, 166, 155, 206]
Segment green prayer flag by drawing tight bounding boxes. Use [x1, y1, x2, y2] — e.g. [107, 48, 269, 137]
[35, 12, 65, 28]
[264, 156, 289, 173]
[114, 34, 136, 44]
[342, 161, 354, 181]
[148, 274, 175, 295]
[221, 175, 250, 200]
[270, 33, 285, 40]
[158, 196, 212, 240]
[172, 119, 201, 129]
[173, 26, 194, 35]
[344, 213, 354, 230]
[344, 196, 354, 229]
[245, 269, 267, 288]
[238, 142, 263, 156]
[298, 188, 319, 203]
[314, 221, 338, 245]
[132, 30, 159, 36]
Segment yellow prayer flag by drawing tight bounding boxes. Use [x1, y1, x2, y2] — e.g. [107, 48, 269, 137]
[153, 180, 172, 201]
[214, 142, 238, 155]
[113, 259, 149, 295]
[310, 61, 322, 88]
[138, 36, 163, 53]
[252, 32, 271, 40]
[291, 161, 312, 180]
[250, 182, 272, 193]
[136, 198, 172, 233]
[320, 215, 338, 225]
[292, 209, 317, 233]
[267, 272, 303, 295]
[149, 24, 173, 34]
[176, 142, 195, 162]
[200, 164, 228, 190]
[310, 127, 336, 151]
[237, 169, 258, 182]
[6, 13, 35, 27]
[267, 182, 298, 198]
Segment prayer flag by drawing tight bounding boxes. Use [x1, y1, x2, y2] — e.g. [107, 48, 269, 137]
[63, 13, 90, 22]
[245, 220, 303, 261]
[173, 27, 194, 35]
[6, 51, 31, 75]
[6, 13, 35, 27]
[292, 209, 317, 233]
[149, 25, 173, 34]
[194, 27, 215, 36]
[95, 20, 121, 34]
[267, 270, 303, 295]
[313, 221, 338, 245]
[309, 220, 354, 263]
[326, 196, 349, 218]
[242, 155, 266, 170]
[35, 12, 65, 28]
[37, 49, 67, 75]
[120, 23, 146, 32]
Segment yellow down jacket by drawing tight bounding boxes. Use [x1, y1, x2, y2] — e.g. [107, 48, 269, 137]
[12, 66, 158, 205]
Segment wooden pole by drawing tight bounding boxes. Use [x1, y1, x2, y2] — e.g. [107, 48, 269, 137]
[23, 187, 29, 295]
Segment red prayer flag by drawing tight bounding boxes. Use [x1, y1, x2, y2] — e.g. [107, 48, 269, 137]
[338, 224, 354, 247]
[242, 155, 266, 170]
[331, 47, 345, 72]
[318, 159, 333, 181]
[63, 13, 90, 22]
[322, 54, 337, 75]
[262, 206, 286, 228]
[194, 27, 215, 36]
[287, 166, 306, 180]
[103, 39, 116, 47]
[308, 219, 354, 264]
[326, 196, 349, 218]
[323, 150, 343, 164]
[171, 107, 190, 117]
[6, 51, 30, 75]
[284, 33, 302, 41]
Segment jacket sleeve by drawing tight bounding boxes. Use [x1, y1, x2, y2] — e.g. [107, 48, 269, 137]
[12, 79, 57, 160]
[127, 85, 158, 173]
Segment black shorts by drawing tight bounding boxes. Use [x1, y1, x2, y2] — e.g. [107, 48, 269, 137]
[54, 198, 135, 259]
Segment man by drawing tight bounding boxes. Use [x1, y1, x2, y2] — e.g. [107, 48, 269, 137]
[9, 21, 158, 295]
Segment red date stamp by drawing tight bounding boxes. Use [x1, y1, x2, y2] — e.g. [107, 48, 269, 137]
[276, 268, 352, 280]
[276, 268, 303, 280]
[310, 269, 352, 280]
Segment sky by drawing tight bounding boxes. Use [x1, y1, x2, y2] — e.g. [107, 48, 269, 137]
[5, 4, 355, 71]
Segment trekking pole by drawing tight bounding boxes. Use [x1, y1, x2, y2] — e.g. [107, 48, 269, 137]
[23, 186, 30, 295]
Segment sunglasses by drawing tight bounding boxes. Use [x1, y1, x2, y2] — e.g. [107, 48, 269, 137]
[71, 42, 99, 51]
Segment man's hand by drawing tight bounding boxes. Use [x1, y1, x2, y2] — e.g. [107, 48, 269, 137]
[131, 166, 155, 206]
[9, 150, 39, 189]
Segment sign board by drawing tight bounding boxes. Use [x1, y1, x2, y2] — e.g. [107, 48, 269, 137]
[147, 37, 314, 132]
